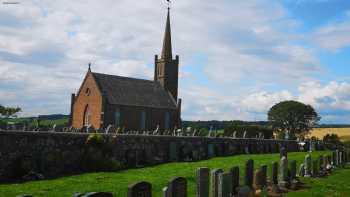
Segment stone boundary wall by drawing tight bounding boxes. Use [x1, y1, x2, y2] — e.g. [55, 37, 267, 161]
[0, 131, 301, 182]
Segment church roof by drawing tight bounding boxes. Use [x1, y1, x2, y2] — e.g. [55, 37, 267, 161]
[91, 72, 178, 109]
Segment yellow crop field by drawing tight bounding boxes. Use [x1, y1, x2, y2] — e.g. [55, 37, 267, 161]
[308, 128, 350, 141]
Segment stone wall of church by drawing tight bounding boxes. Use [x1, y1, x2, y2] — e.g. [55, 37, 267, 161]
[0, 131, 304, 182]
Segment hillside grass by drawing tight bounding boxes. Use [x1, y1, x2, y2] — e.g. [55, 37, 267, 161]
[309, 128, 350, 142]
[0, 151, 329, 197]
[286, 165, 350, 197]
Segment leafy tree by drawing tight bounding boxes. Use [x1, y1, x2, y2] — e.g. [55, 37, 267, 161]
[268, 100, 320, 139]
[0, 105, 21, 118]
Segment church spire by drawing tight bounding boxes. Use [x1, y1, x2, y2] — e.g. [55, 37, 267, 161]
[161, 7, 172, 60]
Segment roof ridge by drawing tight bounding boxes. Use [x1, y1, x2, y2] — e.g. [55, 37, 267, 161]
[91, 72, 154, 83]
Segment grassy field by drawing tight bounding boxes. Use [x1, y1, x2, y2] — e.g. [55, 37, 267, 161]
[309, 128, 350, 141]
[0, 151, 329, 197]
[286, 165, 350, 197]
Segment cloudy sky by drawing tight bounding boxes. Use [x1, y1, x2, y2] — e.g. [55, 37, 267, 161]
[1, 0, 350, 123]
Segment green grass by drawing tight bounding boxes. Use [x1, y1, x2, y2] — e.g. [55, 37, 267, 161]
[286, 165, 350, 197]
[0, 151, 329, 197]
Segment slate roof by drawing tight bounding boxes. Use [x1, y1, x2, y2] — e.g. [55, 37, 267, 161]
[91, 72, 177, 109]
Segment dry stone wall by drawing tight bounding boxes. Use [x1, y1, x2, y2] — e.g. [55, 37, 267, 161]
[0, 131, 300, 182]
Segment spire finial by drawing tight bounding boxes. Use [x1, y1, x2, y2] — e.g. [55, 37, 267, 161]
[88, 62, 91, 72]
[161, 1, 173, 60]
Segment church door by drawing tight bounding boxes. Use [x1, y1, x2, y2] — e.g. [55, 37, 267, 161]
[83, 105, 91, 127]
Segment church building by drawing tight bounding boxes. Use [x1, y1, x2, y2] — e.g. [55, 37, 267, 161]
[70, 8, 181, 131]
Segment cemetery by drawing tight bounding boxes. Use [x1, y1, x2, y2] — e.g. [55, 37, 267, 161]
[0, 149, 348, 196]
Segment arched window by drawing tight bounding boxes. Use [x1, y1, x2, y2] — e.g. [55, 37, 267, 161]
[115, 109, 121, 127]
[140, 111, 146, 130]
[165, 112, 170, 130]
[83, 105, 91, 127]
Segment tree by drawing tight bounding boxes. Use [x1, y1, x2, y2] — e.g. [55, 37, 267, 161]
[0, 105, 21, 118]
[268, 100, 320, 139]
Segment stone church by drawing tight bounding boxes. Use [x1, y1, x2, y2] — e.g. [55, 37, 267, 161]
[70, 9, 181, 131]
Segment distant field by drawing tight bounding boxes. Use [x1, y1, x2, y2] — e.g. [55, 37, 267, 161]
[309, 128, 350, 141]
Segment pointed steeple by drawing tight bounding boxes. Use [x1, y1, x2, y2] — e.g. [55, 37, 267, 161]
[161, 8, 173, 60]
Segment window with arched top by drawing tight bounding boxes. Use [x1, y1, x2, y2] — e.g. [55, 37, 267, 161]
[165, 112, 170, 130]
[115, 109, 121, 127]
[83, 105, 91, 127]
[140, 111, 146, 130]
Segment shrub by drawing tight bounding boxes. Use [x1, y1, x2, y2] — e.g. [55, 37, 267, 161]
[85, 133, 104, 147]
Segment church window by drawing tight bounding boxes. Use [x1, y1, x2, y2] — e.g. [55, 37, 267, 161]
[140, 111, 146, 130]
[165, 112, 170, 130]
[115, 109, 121, 127]
[85, 88, 91, 96]
[83, 105, 91, 127]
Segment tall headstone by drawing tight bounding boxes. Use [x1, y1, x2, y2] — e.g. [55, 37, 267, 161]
[304, 154, 312, 177]
[335, 150, 340, 166]
[168, 177, 187, 197]
[196, 168, 209, 197]
[298, 164, 305, 177]
[245, 159, 254, 188]
[279, 146, 287, 159]
[332, 151, 336, 166]
[218, 173, 232, 197]
[289, 160, 297, 180]
[128, 181, 152, 197]
[211, 169, 224, 197]
[312, 159, 318, 177]
[278, 156, 289, 188]
[271, 162, 278, 185]
[260, 165, 267, 188]
[253, 169, 264, 190]
[230, 166, 239, 195]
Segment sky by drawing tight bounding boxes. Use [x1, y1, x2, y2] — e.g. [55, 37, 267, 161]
[1, 0, 350, 124]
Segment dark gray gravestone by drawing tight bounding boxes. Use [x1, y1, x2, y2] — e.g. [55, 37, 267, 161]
[168, 177, 187, 197]
[312, 159, 318, 177]
[245, 159, 254, 188]
[271, 162, 278, 185]
[169, 142, 178, 161]
[196, 167, 209, 197]
[332, 151, 336, 166]
[230, 166, 239, 195]
[299, 164, 305, 177]
[336, 150, 340, 166]
[260, 165, 267, 188]
[290, 160, 297, 180]
[211, 168, 224, 197]
[218, 173, 232, 197]
[208, 144, 215, 158]
[128, 181, 152, 197]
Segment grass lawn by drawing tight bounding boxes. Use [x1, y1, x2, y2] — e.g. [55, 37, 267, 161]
[0, 151, 329, 197]
[286, 165, 350, 197]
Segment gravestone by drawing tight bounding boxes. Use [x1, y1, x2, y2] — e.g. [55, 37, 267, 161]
[245, 159, 254, 188]
[163, 187, 169, 197]
[253, 169, 264, 190]
[218, 173, 232, 197]
[196, 167, 209, 197]
[230, 166, 239, 195]
[299, 164, 305, 177]
[304, 154, 312, 177]
[128, 181, 152, 197]
[271, 162, 278, 185]
[319, 155, 325, 173]
[312, 159, 318, 177]
[290, 160, 297, 180]
[278, 156, 289, 188]
[335, 150, 339, 166]
[279, 146, 287, 159]
[260, 165, 267, 188]
[339, 151, 343, 166]
[168, 177, 187, 197]
[169, 142, 178, 161]
[211, 169, 224, 197]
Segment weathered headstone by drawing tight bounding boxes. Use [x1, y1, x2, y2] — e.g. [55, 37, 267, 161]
[332, 151, 336, 166]
[163, 186, 169, 197]
[289, 160, 297, 180]
[168, 177, 187, 197]
[278, 156, 289, 188]
[335, 150, 340, 166]
[312, 160, 318, 177]
[271, 162, 278, 185]
[304, 154, 312, 177]
[230, 166, 239, 195]
[211, 169, 224, 197]
[299, 164, 305, 177]
[128, 181, 152, 197]
[253, 169, 264, 190]
[245, 159, 254, 188]
[196, 167, 209, 197]
[279, 146, 287, 159]
[260, 165, 267, 188]
[218, 173, 232, 197]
